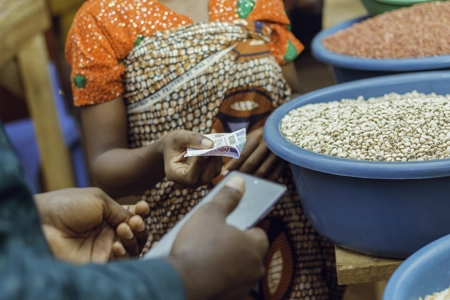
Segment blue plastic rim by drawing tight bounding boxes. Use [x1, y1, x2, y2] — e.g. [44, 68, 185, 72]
[311, 16, 450, 72]
[265, 71, 450, 180]
[377, 0, 431, 4]
[384, 234, 450, 300]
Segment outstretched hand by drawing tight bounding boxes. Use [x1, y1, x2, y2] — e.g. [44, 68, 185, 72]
[162, 130, 223, 188]
[35, 188, 149, 264]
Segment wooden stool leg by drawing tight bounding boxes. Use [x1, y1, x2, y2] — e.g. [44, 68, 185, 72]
[17, 33, 75, 191]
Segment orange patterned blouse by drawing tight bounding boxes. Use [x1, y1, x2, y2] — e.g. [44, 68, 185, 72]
[66, 0, 304, 106]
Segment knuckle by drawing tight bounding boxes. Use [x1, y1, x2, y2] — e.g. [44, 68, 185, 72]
[187, 131, 201, 143]
[165, 130, 177, 141]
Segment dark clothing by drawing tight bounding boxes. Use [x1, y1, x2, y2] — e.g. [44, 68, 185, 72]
[0, 123, 185, 300]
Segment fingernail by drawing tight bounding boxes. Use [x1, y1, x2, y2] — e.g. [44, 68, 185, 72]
[221, 169, 230, 177]
[202, 138, 213, 148]
[119, 245, 126, 255]
[136, 221, 146, 232]
[125, 229, 134, 239]
[225, 176, 245, 191]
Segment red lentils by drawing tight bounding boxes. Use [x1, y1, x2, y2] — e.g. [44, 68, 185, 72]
[322, 2, 450, 59]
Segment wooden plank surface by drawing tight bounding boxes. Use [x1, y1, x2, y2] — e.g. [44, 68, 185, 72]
[335, 246, 403, 285]
[0, 0, 50, 68]
[17, 33, 76, 190]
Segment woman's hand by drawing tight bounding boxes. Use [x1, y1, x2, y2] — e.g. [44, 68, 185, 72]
[35, 188, 149, 264]
[162, 130, 223, 189]
[221, 127, 287, 181]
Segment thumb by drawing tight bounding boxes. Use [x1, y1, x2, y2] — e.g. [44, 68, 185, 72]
[176, 131, 214, 149]
[205, 176, 246, 220]
[102, 194, 133, 227]
[123, 201, 150, 219]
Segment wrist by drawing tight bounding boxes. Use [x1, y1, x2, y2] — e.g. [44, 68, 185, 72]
[155, 134, 167, 156]
[166, 256, 208, 300]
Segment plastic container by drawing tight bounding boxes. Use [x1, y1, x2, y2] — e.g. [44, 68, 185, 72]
[361, 0, 431, 16]
[383, 234, 450, 300]
[264, 71, 450, 259]
[311, 17, 450, 83]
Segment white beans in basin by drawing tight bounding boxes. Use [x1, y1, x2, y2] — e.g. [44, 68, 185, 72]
[281, 91, 450, 162]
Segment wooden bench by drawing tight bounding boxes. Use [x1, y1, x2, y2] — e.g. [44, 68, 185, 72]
[335, 246, 403, 285]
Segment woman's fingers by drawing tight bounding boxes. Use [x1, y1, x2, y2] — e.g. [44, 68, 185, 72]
[134, 201, 150, 218]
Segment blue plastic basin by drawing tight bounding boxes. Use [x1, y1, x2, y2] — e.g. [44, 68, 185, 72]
[311, 17, 450, 83]
[264, 71, 450, 258]
[384, 234, 450, 300]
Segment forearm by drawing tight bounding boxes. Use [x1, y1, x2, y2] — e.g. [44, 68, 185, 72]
[91, 141, 165, 198]
[5, 249, 185, 300]
[81, 97, 168, 198]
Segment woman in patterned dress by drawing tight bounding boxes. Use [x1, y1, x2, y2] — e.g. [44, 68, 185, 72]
[66, 0, 345, 299]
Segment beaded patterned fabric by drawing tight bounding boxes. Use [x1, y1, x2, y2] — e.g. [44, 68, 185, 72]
[66, 1, 344, 299]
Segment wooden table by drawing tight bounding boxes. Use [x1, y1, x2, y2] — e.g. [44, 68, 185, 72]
[0, 0, 75, 190]
[335, 246, 403, 285]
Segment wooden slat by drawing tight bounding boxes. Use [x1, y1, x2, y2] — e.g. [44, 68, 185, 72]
[0, 0, 50, 68]
[17, 33, 76, 190]
[335, 246, 403, 285]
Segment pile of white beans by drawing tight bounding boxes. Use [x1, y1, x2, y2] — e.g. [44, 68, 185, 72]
[281, 91, 450, 162]
[419, 286, 450, 300]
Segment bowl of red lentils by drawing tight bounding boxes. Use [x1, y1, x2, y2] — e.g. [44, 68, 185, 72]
[311, 2, 450, 83]
[264, 71, 450, 258]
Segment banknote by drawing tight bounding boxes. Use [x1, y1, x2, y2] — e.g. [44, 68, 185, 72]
[185, 128, 247, 159]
